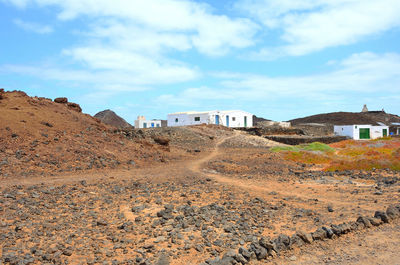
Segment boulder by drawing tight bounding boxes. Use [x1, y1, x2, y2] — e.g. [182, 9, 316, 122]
[153, 136, 170, 146]
[386, 205, 400, 219]
[238, 247, 252, 261]
[374, 211, 389, 223]
[54, 97, 68, 103]
[322, 227, 334, 238]
[273, 234, 291, 252]
[290, 234, 304, 247]
[259, 237, 275, 251]
[312, 227, 327, 241]
[368, 217, 383, 226]
[234, 253, 248, 264]
[296, 231, 313, 244]
[67, 102, 82, 112]
[357, 216, 372, 228]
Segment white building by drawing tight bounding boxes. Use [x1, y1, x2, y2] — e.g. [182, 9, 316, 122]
[134, 116, 162, 129]
[334, 124, 389, 140]
[167, 110, 253, 128]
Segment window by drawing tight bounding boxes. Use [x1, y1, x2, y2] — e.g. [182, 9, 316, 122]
[194, 117, 200, 121]
[143, 122, 147, 128]
[156, 124, 160, 127]
[355, 126, 357, 129]
[151, 123, 155, 127]
[175, 118, 178, 122]
[232, 117, 236, 121]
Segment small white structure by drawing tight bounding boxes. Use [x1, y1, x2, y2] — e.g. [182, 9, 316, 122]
[134, 116, 162, 129]
[167, 110, 253, 128]
[334, 125, 389, 140]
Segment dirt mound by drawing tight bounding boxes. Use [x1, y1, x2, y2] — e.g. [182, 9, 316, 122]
[94, 109, 133, 129]
[119, 124, 233, 151]
[0, 90, 171, 178]
[290, 111, 400, 126]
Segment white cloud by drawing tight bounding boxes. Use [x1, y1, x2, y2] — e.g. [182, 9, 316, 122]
[2, 0, 259, 92]
[6, 0, 258, 56]
[157, 52, 400, 108]
[13, 19, 53, 34]
[1, 59, 198, 91]
[237, 0, 400, 57]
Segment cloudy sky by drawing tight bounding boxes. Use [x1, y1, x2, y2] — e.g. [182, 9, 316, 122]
[1, 0, 400, 123]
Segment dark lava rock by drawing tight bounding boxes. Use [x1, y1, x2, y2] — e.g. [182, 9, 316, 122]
[273, 234, 291, 252]
[238, 247, 252, 261]
[322, 227, 334, 238]
[312, 227, 327, 241]
[296, 231, 313, 244]
[357, 216, 372, 228]
[374, 211, 389, 223]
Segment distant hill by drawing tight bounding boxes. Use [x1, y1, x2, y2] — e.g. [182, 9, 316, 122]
[252, 115, 271, 126]
[289, 111, 400, 126]
[94, 109, 133, 129]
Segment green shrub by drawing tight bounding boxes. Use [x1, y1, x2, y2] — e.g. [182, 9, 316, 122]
[271, 142, 334, 153]
[300, 142, 335, 152]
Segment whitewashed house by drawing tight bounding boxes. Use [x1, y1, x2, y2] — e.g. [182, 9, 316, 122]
[134, 116, 162, 129]
[167, 110, 253, 128]
[334, 124, 389, 140]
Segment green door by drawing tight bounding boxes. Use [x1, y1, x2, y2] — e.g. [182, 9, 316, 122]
[383, 129, 387, 137]
[244, 116, 247, 127]
[359, 128, 370, 139]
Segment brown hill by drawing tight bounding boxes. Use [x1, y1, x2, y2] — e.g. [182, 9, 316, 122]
[94, 109, 133, 129]
[0, 89, 171, 178]
[290, 111, 400, 126]
[252, 115, 271, 126]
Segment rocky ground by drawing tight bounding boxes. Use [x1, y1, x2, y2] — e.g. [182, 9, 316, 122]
[1, 129, 400, 264]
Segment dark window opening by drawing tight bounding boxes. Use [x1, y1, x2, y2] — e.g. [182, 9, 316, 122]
[175, 118, 178, 122]
[232, 117, 236, 121]
[194, 117, 200, 121]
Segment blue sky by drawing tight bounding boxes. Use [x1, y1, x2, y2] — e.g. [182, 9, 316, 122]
[1, 0, 400, 124]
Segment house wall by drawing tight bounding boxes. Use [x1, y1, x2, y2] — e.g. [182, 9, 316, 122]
[135, 120, 162, 128]
[334, 125, 389, 140]
[216, 111, 253, 128]
[167, 113, 210, 127]
[370, 126, 389, 139]
[167, 110, 253, 128]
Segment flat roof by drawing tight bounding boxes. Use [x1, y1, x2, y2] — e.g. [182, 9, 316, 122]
[168, 110, 252, 115]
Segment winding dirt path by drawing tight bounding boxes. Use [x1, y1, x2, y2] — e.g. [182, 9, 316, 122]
[187, 132, 360, 207]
